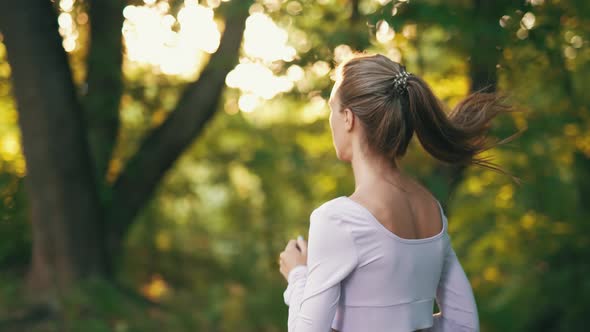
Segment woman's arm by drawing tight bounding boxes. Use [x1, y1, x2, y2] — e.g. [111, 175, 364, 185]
[283, 208, 358, 332]
[429, 239, 479, 332]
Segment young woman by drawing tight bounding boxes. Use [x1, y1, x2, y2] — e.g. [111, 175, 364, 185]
[278, 53, 520, 332]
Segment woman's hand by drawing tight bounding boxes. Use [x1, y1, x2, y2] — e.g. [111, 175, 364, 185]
[279, 236, 308, 281]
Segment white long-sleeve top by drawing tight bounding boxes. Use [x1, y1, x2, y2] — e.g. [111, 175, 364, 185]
[283, 196, 479, 332]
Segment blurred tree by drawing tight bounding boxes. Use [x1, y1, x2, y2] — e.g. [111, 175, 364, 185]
[0, 0, 252, 294]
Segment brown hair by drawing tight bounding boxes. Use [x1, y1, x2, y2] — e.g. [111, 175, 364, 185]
[335, 53, 523, 182]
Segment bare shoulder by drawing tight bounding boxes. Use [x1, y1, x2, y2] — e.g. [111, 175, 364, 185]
[404, 175, 439, 202]
[350, 175, 443, 239]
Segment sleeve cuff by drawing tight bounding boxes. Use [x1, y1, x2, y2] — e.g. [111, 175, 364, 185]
[288, 265, 308, 284]
[283, 265, 308, 306]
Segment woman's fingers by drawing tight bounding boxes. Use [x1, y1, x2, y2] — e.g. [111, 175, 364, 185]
[285, 239, 297, 250]
[278, 237, 308, 280]
[297, 235, 307, 254]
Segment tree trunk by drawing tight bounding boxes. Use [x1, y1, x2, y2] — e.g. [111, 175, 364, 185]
[0, 0, 107, 293]
[1, 0, 252, 295]
[83, 0, 125, 186]
[447, 0, 503, 199]
[468, 0, 501, 93]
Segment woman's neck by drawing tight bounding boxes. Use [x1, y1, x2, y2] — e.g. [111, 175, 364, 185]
[351, 150, 404, 193]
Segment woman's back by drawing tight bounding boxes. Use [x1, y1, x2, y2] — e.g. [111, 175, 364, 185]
[349, 175, 445, 241]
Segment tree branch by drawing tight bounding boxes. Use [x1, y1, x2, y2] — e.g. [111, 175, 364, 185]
[107, 0, 252, 252]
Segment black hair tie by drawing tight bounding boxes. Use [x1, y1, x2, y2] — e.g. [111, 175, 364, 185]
[392, 65, 411, 96]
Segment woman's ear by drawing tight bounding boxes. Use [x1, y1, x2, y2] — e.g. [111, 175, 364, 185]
[343, 107, 355, 131]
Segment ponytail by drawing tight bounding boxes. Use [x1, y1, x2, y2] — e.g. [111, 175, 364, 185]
[335, 53, 524, 183]
[405, 76, 524, 182]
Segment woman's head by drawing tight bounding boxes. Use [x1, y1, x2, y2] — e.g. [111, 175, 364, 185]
[328, 53, 523, 179]
[328, 54, 414, 164]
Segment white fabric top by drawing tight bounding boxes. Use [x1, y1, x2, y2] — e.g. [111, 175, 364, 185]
[283, 196, 479, 332]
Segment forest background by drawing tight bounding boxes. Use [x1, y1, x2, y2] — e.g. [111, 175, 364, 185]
[0, 0, 589, 331]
